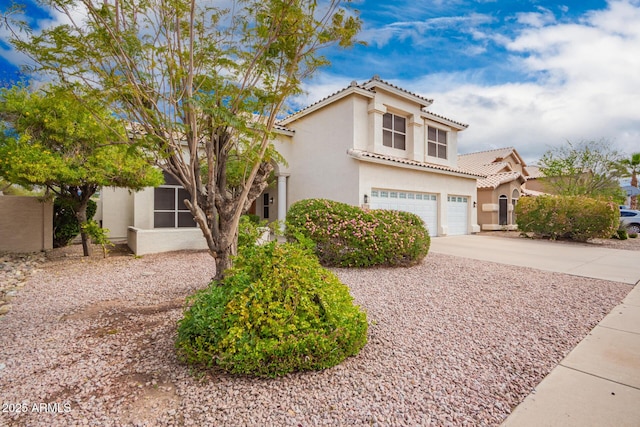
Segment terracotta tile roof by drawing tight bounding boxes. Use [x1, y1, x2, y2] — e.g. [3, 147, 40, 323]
[278, 81, 373, 123]
[458, 147, 520, 171]
[468, 161, 513, 176]
[477, 171, 525, 189]
[362, 75, 434, 105]
[273, 123, 295, 134]
[347, 149, 485, 178]
[525, 165, 544, 179]
[458, 147, 536, 189]
[421, 111, 469, 129]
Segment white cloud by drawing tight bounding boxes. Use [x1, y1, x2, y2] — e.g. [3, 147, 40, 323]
[304, 0, 640, 163]
[359, 13, 494, 48]
[514, 7, 556, 28]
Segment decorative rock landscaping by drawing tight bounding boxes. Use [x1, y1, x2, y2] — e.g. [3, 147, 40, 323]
[0, 252, 46, 317]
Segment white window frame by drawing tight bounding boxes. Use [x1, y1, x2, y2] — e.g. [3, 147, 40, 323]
[427, 126, 448, 159]
[382, 112, 407, 150]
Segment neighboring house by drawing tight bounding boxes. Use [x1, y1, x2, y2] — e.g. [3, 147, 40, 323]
[101, 76, 483, 255]
[458, 147, 536, 231]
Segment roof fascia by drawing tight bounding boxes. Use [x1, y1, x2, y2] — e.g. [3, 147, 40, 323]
[421, 111, 468, 131]
[363, 80, 433, 108]
[279, 86, 374, 125]
[348, 151, 481, 180]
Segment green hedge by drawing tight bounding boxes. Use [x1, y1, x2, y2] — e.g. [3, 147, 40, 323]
[515, 195, 618, 242]
[285, 199, 430, 267]
[176, 242, 368, 377]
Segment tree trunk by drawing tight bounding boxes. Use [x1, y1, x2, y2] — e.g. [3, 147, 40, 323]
[75, 199, 92, 257]
[631, 171, 638, 210]
[212, 226, 239, 281]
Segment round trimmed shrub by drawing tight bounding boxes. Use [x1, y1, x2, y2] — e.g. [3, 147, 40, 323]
[285, 199, 430, 267]
[515, 195, 618, 242]
[175, 242, 368, 377]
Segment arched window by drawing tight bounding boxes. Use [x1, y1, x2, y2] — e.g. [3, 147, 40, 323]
[511, 189, 520, 224]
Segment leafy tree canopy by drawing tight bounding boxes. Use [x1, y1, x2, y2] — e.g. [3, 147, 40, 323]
[538, 139, 625, 203]
[2, 0, 361, 277]
[0, 84, 163, 254]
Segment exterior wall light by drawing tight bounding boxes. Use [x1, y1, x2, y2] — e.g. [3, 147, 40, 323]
[364, 194, 369, 204]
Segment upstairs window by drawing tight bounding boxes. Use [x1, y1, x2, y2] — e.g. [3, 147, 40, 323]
[428, 126, 447, 159]
[154, 171, 197, 228]
[382, 113, 406, 150]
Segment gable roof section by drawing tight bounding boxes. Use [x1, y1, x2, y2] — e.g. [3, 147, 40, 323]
[361, 75, 434, 108]
[278, 76, 465, 129]
[459, 147, 531, 189]
[477, 171, 526, 189]
[458, 147, 526, 171]
[347, 149, 485, 179]
[279, 82, 374, 125]
[469, 161, 514, 176]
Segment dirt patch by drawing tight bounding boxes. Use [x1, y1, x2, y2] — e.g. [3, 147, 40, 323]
[117, 373, 181, 425]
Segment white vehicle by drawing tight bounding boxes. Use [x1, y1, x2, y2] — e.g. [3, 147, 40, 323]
[620, 209, 640, 234]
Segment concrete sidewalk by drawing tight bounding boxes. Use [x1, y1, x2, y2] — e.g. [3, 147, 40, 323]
[429, 235, 640, 427]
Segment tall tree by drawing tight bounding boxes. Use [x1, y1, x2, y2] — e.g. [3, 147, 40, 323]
[615, 152, 640, 209]
[0, 84, 163, 256]
[538, 139, 625, 202]
[3, 0, 361, 279]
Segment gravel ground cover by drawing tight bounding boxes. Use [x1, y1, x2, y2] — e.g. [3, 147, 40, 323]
[0, 247, 631, 426]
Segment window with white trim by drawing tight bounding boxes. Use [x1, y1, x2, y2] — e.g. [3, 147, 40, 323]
[382, 113, 406, 150]
[154, 172, 197, 228]
[427, 126, 447, 159]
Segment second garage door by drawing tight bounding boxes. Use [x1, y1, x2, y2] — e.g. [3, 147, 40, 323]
[447, 196, 468, 235]
[370, 189, 438, 237]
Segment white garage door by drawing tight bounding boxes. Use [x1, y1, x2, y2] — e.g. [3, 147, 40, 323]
[370, 189, 438, 236]
[447, 196, 468, 235]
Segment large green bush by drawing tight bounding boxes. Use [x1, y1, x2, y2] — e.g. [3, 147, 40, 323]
[285, 199, 430, 267]
[53, 198, 97, 248]
[175, 242, 368, 377]
[515, 195, 618, 242]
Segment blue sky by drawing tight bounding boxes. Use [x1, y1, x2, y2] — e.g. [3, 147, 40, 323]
[2, 0, 639, 164]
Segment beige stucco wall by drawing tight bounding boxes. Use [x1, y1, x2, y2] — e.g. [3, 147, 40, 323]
[478, 182, 522, 230]
[275, 95, 361, 208]
[358, 162, 478, 236]
[0, 196, 53, 252]
[127, 226, 208, 255]
[362, 87, 461, 170]
[100, 187, 134, 240]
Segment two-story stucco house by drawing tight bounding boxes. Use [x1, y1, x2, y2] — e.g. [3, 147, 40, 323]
[100, 76, 483, 255]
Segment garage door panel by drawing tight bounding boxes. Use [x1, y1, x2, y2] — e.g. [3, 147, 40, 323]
[370, 189, 438, 237]
[447, 196, 468, 236]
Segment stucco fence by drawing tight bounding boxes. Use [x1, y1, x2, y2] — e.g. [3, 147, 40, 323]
[0, 196, 53, 252]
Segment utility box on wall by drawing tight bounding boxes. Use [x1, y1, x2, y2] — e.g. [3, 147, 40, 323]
[0, 196, 53, 252]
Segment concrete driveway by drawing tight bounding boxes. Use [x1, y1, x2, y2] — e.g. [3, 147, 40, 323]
[430, 234, 640, 285]
[431, 234, 640, 427]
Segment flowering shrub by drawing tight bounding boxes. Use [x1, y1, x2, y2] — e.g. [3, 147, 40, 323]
[515, 195, 619, 242]
[175, 242, 368, 377]
[286, 199, 430, 267]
